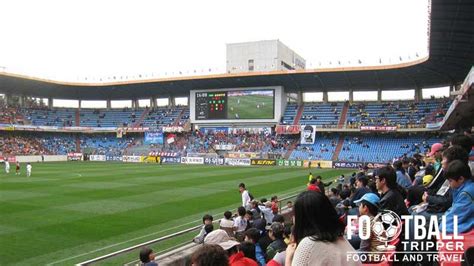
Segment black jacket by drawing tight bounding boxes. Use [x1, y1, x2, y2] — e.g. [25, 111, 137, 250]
[380, 189, 409, 216]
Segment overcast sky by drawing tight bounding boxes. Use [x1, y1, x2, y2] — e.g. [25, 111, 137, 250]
[0, 0, 448, 105]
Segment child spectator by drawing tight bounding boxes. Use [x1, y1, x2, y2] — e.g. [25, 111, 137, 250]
[139, 247, 158, 266]
[193, 214, 213, 244]
[354, 193, 384, 258]
[244, 228, 267, 266]
[234, 206, 248, 241]
[441, 160, 474, 234]
[191, 244, 228, 266]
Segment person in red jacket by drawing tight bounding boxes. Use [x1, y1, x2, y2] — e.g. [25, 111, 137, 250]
[204, 229, 258, 266]
[307, 178, 321, 192]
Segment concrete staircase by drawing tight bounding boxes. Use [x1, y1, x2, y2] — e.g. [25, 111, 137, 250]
[293, 103, 304, 125]
[337, 101, 349, 128]
[331, 136, 345, 161]
[132, 108, 150, 127]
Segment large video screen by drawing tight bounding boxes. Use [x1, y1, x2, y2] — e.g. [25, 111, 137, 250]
[195, 89, 274, 120]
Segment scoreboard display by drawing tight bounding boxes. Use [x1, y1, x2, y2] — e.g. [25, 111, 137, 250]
[195, 92, 227, 120]
[194, 89, 275, 120]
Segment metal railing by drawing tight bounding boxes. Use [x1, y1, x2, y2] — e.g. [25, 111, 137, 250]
[76, 192, 300, 265]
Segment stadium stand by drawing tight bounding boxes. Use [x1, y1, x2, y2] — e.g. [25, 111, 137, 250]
[346, 99, 452, 128]
[298, 102, 343, 127]
[79, 108, 139, 127]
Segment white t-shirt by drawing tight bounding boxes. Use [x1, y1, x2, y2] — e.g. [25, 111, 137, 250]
[5, 161, 9, 168]
[27, 165, 32, 171]
[234, 216, 247, 232]
[241, 190, 251, 208]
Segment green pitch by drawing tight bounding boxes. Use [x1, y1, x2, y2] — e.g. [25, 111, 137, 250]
[227, 95, 274, 119]
[0, 162, 352, 265]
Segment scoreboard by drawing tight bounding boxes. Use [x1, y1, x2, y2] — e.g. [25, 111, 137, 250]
[195, 92, 227, 120]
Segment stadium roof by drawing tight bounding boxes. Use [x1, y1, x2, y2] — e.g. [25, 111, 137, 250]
[0, 0, 472, 100]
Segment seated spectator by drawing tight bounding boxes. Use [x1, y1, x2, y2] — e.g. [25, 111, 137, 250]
[375, 166, 409, 216]
[285, 191, 360, 266]
[307, 178, 321, 192]
[240, 241, 257, 262]
[191, 244, 228, 266]
[244, 228, 266, 266]
[258, 201, 274, 226]
[394, 160, 412, 188]
[139, 247, 158, 266]
[354, 193, 384, 260]
[328, 188, 340, 207]
[350, 176, 371, 205]
[234, 206, 248, 241]
[441, 160, 474, 234]
[266, 222, 287, 261]
[204, 229, 258, 266]
[220, 211, 235, 236]
[193, 214, 213, 244]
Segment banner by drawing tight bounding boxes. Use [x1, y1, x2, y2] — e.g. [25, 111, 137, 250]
[214, 144, 234, 151]
[333, 161, 388, 169]
[225, 158, 251, 166]
[145, 132, 164, 144]
[106, 155, 123, 161]
[149, 151, 178, 157]
[161, 157, 181, 164]
[162, 126, 185, 133]
[67, 153, 83, 161]
[227, 152, 259, 159]
[360, 126, 397, 132]
[0, 156, 16, 163]
[300, 125, 316, 144]
[276, 159, 303, 167]
[142, 156, 161, 163]
[199, 127, 229, 134]
[250, 159, 276, 166]
[89, 155, 106, 161]
[303, 160, 333, 169]
[275, 125, 301, 134]
[204, 157, 225, 165]
[122, 155, 141, 163]
[181, 157, 204, 165]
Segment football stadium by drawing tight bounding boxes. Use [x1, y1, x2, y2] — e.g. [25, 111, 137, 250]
[0, 0, 473, 265]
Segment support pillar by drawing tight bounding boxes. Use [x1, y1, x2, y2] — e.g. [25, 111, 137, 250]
[150, 97, 156, 108]
[297, 91, 303, 105]
[170, 96, 175, 107]
[106, 100, 111, 110]
[414, 88, 422, 102]
[78, 100, 82, 109]
[18, 95, 24, 107]
[4, 94, 10, 106]
[48, 98, 53, 108]
[377, 89, 382, 102]
[349, 90, 354, 103]
[322, 91, 328, 103]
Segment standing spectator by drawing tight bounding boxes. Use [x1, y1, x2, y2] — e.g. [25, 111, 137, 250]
[220, 211, 235, 236]
[307, 172, 313, 184]
[375, 166, 409, 216]
[191, 244, 228, 266]
[139, 247, 158, 266]
[285, 191, 360, 266]
[239, 183, 251, 210]
[315, 176, 332, 194]
[270, 196, 279, 214]
[307, 179, 321, 192]
[259, 201, 274, 225]
[441, 160, 474, 234]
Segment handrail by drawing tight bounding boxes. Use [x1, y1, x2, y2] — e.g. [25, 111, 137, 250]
[76, 191, 301, 265]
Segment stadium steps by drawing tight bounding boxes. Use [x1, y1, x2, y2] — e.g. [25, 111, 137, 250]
[293, 103, 304, 125]
[75, 136, 81, 152]
[75, 109, 80, 126]
[173, 108, 186, 126]
[331, 136, 345, 161]
[132, 108, 150, 127]
[338, 101, 349, 128]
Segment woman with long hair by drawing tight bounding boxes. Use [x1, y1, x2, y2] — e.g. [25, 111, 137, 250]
[285, 191, 361, 266]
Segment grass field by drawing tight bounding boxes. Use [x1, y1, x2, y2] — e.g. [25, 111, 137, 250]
[0, 162, 352, 265]
[227, 95, 274, 119]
